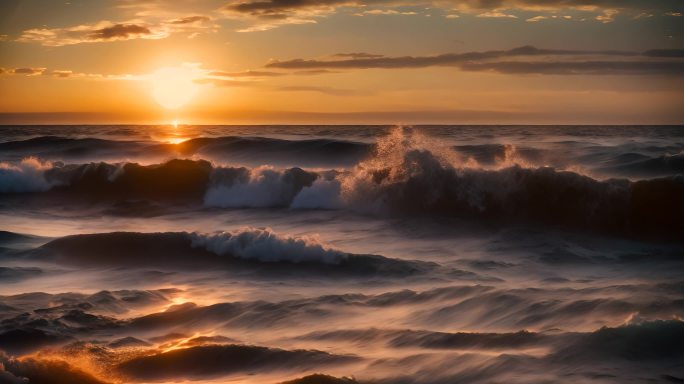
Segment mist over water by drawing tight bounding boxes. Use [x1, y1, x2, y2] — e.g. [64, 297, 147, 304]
[0, 125, 683, 383]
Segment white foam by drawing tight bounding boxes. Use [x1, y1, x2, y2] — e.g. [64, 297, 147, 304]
[0, 157, 55, 193]
[190, 227, 348, 264]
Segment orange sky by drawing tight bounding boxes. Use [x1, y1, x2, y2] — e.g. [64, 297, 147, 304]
[0, 0, 683, 124]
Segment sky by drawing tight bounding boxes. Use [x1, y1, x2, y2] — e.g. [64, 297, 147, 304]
[0, 0, 683, 125]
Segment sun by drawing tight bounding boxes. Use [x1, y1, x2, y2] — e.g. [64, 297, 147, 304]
[150, 66, 199, 110]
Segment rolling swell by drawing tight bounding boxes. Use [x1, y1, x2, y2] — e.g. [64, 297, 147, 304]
[0, 135, 371, 166]
[1, 129, 683, 239]
[117, 344, 358, 381]
[172, 136, 371, 166]
[38, 229, 445, 277]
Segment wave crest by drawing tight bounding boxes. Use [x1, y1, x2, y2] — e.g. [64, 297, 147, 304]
[0, 157, 56, 193]
[191, 227, 347, 265]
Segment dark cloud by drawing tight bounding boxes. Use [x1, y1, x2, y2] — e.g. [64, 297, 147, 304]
[332, 52, 386, 59]
[86, 24, 152, 40]
[460, 60, 684, 75]
[16, 16, 213, 46]
[265, 46, 627, 69]
[266, 46, 684, 76]
[11, 67, 45, 75]
[457, 0, 683, 12]
[224, 0, 683, 15]
[168, 15, 211, 24]
[223, 0, 684, 23]
[224, 0, 349, 18]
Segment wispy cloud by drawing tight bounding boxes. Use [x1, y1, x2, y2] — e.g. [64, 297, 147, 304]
[218, 0, 683, 31]
[15, 15, 216, 46]
[10, 67, 47, 76]
[477, 11, 517, 18]
[0, 67, 135, 79]
[265, 45, 684, 76]
[355, 9, 418, 16]
[276, 85, 367, 96]
[461, 60, 684, 75]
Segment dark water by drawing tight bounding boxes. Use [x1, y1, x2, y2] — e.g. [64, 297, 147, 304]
[0, 125, 683, 384]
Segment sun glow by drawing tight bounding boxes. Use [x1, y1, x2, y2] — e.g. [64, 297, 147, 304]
[150, 66, 199, 110]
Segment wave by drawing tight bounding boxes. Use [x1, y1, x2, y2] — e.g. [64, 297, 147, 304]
[604, 152, 684, 177]
[174, 136, 371, 166]
[3, 128, 683, 240]
[0, 343, 356, 384]
[551, 319, 684, 362]
[190, 228, 347, 264]
[300, 328, 550, 350]
[117, 344, 358, 381]
[37, 229, 446, 277]
[282, 374, 359, 384]
[0, 157, 56, 193]
[204, 166, 319, 207]
[0, 354, 107, 384]
[0, 135, 371, 167]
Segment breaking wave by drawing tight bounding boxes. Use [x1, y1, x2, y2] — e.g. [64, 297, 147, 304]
[2, 127, 683, 240]
[0, 157, 56, 193]
[190, 228, 347, 264]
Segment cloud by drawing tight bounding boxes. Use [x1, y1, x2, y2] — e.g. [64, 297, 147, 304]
[277, 85, 366, 96]
[17, 22, 166, 46]
[448, 0, 682, 14]
[477, 11, 518, 18]
[219, 0, 683, 31]
[460, 60, 684, 75]
[357, 9, 418, 15]
[207, 70, 285, 77]
[332, 52, 385, 59]
[49, 70, 74, 78]
[526, 15, 547, 22]
[0, 67, 133, 80]
[16, 15, 216, 46]
[194, 78, 257, 87]
[11, 67, 46, 76]
[293, 69, 341, 75]
[265, 46, 633, 69]
[86, 23, 153, 40]
[168, 15, 212, 24]
[595, 9, 619, 23]
[265, 45, 684, 76]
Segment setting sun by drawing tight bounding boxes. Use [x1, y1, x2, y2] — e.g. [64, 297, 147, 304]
[150, 66, 199, 110]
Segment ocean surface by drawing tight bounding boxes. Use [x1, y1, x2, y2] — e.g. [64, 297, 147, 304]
[0, 125, 683, 384]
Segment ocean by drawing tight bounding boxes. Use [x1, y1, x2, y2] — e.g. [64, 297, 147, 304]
[0, 125, 683, 383]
